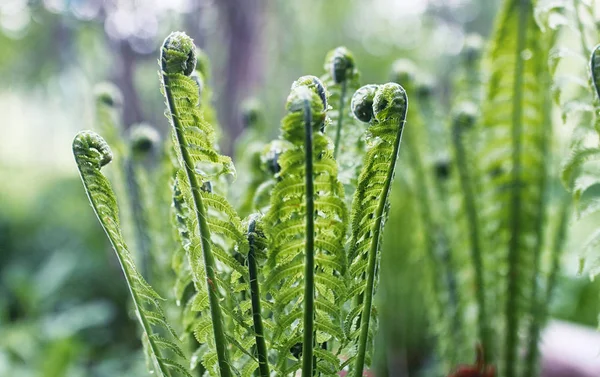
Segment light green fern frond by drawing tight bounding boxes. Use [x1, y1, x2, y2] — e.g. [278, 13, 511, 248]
[390, 61, 468, 368]
[479, 1, 552, 375]
[321, 47, 364, 198]
[73, 131, 191, 377]
[160, 32, 260, 377]
[346, 83, 407, 377]
[264, 76, 347, 377]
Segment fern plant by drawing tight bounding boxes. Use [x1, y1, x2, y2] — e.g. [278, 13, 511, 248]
[74, 30, 409, 377]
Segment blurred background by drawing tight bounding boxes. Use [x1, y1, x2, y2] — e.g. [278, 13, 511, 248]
[1, 0, 598, 376]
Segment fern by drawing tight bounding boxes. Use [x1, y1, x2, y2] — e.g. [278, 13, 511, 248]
[320, 47, 364, 199]
[391, 60, 468, 368]
[264, 76, 347, 377]
[346, 83, 407, 377]
[72, 131, 191, 377]
[449, 102, 490, 360]
[478, 1, 551, 375]
[160, 32, 258, 377]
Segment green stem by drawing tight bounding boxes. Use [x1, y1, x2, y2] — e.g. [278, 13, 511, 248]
[302, 99, 316, 377]
[333, 80, 347, 159]
[352, 117, 404, 377]
[163, 74, 232, 377]
[247, 219, 270, 377]
[505, 1, 530, 376]
[451, 125, 491, 356]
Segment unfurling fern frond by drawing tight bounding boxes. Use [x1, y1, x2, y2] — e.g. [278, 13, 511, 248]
[321, 47, 364, 198]
[264, 76, 347, 377]
[346, 83, 407, 377]
[73, 131, 191, 377]
[160, 32, 258, 377]
[251, 140, 290, 214]
[478, 1, 551, 375]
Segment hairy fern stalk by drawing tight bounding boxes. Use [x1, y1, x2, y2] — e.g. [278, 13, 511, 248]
[73, 30, 410, 377]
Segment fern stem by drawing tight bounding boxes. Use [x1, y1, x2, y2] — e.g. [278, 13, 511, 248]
[163, 73, 232, 377]
[451, 110, 491, 356]
[302, 99, 316, 377]
[333, 80, 347, 159]
[352, 110, 405, 377]
[505, 1, 530, 376]
[247, 218, 270, 377]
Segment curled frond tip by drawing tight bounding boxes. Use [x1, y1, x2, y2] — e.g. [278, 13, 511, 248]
[351, 84, 379, 123]
[94, 82, 123, 108]
[291, 75, 328, 110]
[161, 31, 197, 76]
[128, 123, 161, 156]
[73, 130, 113, 168]
[373, 82, 408, 122]
[326, 46, 355, 84]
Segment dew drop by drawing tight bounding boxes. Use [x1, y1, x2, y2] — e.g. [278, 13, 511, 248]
[521, 49, 533, 60]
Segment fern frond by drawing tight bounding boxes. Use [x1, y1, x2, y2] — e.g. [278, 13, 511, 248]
[321, 47, 364, 199]
[450, 102, 490, 360]
[73, 131, 191, 377]
[346, 83, 407, 377]
[161, 31, 260, 377]
[479, 1, 552, 375]
[391, 61, 469, 367]
[264, 76, 348, 377]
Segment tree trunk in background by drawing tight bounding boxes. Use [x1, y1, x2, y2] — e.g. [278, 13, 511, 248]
[216, 0, 265, 155]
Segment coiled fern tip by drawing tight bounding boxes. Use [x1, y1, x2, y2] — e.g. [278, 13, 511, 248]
[73, 131, 113, 168]
[161, 31, 197, 76]
[351, 84, 379, 123]
[326, 46, 356, 84]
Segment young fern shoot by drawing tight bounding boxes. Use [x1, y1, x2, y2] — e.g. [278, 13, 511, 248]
[264, 76, 347, 377]
[160, 32, 259, 377]
[321, 47, 364, 199]
[347, 83, 407, 377]
[73, 131, 191, 377]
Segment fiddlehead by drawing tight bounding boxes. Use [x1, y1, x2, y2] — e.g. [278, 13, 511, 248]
[346, 83, 407, 377]
[160, 31, 258, 377]
[73, 131, 191, 377]
[264, 76, 347, 377]
[321, 47, 363, 197]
